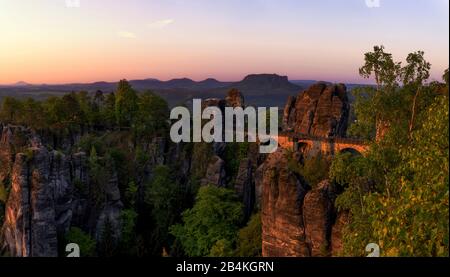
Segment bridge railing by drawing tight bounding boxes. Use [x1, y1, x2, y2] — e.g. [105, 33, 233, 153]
[279, 131, 368, 146]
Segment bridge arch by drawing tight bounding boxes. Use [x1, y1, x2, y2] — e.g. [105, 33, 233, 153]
[294, 141, 311, 153]
[339, 147, 363, 156]
[275, 133, 369, 156]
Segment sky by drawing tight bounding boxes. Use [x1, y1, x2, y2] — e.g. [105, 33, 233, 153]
[0, 0, 448, 84]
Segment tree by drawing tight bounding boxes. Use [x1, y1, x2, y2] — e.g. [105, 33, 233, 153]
[359, 45, 401, 91]
[358, 45, 402, 140]
[134, 91, 169, 140]
[65, 227, 96, 257]
[288, 152, 330, 188]
[89, 146, 107, 207]
[98, 218, 116, 257]
[125, 181, 138, 208]
[75, 91, 93, 131]
[332, 64, 449, 257]
[170, 186, 243, 257]
[365, 95, 449, 256]
[209, 239, 234, 257]
[443, 68, 449, 85]
[401, 51, 431, 136]
[115, 80, 138, 128]
[235, 213, 262, 257]
[19, 98, 46, 130]
[118, 209, 138, 256]
[145, 166, 182, 254]
[0, 97, 22, 123]
[103, 92, 116, 128]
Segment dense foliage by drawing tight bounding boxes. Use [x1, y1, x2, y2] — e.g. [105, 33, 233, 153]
[0, 80, 169, 148]
[65, 227, 96, 257]
[235, 213, 262, 257]
[331, 46, 449, 256]
[170, 186, 244, 257]
[288, 151, 330, 187]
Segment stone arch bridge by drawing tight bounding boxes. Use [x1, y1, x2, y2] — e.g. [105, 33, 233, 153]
[276, 132, 369, 156]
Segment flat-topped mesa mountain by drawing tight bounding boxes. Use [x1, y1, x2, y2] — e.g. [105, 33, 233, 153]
[219, 74, 301, 108]
[282, 82, 350, 138]
[232, 74, 300, 94]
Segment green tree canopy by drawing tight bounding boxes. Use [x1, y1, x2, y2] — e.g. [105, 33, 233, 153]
[170, 186, 243, 257]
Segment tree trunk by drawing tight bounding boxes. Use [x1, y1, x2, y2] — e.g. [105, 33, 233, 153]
[409, 87, 421, 139]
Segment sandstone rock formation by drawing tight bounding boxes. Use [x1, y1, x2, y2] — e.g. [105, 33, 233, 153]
[260, 148, 344, 257]
[261, 149, 310, 257]
[95, 171, 123, 244]
[283, 82, 350, 137]
[303, 180, 337, 257]
[234, 158, 254, 220]
[1, 126, 73, 256]
[0, 124, 124, 257]
[201, 155, 226, 187]
[331, 211, 349, 256]
[225, 88, 245, 108]
[199, 89, 263, 219]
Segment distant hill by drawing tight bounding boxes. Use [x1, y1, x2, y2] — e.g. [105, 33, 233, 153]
[0, 74, 369, 107]
[199, 74, 302, 107]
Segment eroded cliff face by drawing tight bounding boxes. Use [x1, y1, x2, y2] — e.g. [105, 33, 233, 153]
[260, 83, 352, 257]
[260, 149, 310, 257]
[198, 89, 262, 219]
[260, 149, 345, 257]
[0, 125, 123, 257]
[282, 82, 350, 137]
[0, 125, 72, 256]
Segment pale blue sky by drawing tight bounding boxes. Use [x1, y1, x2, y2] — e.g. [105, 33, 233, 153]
[0, 0, 448, 83]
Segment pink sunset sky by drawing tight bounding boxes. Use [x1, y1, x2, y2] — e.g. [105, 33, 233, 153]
[0, 0, 448, 84]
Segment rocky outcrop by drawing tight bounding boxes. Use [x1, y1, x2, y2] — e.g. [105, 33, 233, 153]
[1, 125, 39, 184]
[148, 137, 166, 166]
[225, 89, 245, 108]
[71, 152, 89, 185]
[234, 158, 254, 220]
[0, 124, 124, 257]
[261, 148, 343, 257]
[303, 180, 338, 257]
[201, 156, 226, 187]
[261, 149, 310, 257]
[202, 98, 227, 113]
[282, 82, 350, 137]
[95, 171, 123, 244]
[331, 211, 349, 256]
[2, 146, 72, 257]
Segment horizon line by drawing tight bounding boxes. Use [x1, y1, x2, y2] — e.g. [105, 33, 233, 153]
[0, 74, 380, 87]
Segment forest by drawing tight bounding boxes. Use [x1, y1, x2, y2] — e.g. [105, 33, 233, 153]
[0, 46, 448, 257]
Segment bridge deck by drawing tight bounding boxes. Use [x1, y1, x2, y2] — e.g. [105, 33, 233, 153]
[279, 131, 367, 146]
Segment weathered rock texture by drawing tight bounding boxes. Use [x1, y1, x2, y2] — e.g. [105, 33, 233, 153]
[201, 155, 226, 187]
[0, 124, 124, 257]
[225, 88, 245, 108]
[261, 149, 310, 257]
[283, 82, 350, 137]
[331, 211, 349, 256]
[200, 89, 260, 216]
[234, 158, 254, 220]
[1, 125, 73, 257]
[303, 180, 338, 257]
[261, 148, 344, 257]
